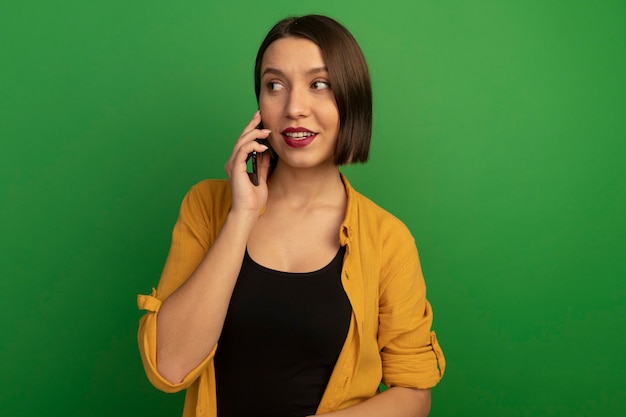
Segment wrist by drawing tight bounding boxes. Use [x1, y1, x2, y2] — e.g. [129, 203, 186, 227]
[226, 208, 261, 227]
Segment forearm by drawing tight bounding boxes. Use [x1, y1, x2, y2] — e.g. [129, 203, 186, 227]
[314, 387, 431, 417]
[155, 210, 257, 383]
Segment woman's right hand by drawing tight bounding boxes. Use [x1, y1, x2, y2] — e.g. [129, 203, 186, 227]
[224, 110, 272, 215]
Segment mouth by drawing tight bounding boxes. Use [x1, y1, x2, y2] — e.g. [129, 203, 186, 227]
[283, 131, 316, 139]
[281, 128, 318, 148]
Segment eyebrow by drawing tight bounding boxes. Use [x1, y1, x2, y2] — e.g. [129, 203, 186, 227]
[261, 66, 328, 77]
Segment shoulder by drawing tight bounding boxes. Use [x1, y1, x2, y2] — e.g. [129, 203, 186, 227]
[343, 177, 423, 294]
[188, 179, 231, 200]
[345, 180, 415, 245]
[177, 179, 232, 229]
[184, 179, 231, 209]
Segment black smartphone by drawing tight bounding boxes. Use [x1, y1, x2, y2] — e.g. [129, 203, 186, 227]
[249, 122, 265, 186]
[250, 149, 259, 186]
[250, 138, 271, 186]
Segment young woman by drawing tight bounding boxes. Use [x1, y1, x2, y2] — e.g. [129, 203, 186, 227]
[138, 14, 445, 417]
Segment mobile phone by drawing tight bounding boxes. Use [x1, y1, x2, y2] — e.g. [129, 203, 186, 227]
[250, 149, 259, 186]
[250, 137, 270, 186]
[249, 122, 265, 186]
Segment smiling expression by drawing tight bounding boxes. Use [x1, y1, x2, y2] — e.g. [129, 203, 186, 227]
[259, 37, 340, 170]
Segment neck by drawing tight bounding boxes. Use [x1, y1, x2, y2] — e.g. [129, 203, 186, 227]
[268, 163, 345, 206]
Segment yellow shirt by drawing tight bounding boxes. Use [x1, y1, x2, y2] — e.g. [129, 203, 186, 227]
[137, 175, 445, 416]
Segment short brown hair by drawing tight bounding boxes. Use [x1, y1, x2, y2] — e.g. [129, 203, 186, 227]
[254, 15, 372, 164]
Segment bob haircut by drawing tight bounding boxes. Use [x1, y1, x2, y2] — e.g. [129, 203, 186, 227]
[254, 15, 372, 164]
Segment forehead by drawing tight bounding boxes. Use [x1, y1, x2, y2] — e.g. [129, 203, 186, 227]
[261, 37, 326, 71]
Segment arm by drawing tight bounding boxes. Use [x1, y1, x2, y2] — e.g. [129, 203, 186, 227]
[319, 234, 439, 416]
[138, 112, 272, 386]
[315, 218, 444, 416]
[310, 220, 443, 416]
[312, 387, 431, 417]
[155, 208, 259, 383]
[377, 232, 445, 391]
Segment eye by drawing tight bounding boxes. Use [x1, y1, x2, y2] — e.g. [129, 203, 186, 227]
[311, 80, 331, 90]
[266, 81, 285, 92]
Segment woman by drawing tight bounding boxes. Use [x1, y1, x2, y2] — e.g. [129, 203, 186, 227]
[138, 14, 445, 417]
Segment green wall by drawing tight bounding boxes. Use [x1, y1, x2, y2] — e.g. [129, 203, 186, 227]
[1, 1, 624, 416]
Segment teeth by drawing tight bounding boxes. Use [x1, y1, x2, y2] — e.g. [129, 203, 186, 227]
[285, 132, 315, 138]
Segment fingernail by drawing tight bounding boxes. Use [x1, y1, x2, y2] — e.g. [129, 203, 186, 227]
[254, 110, 260, 117]
[262, 129, 271, 133]
[260, 144, 269, 150]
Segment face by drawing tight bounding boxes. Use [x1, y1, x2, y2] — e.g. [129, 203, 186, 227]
[259, 37, 340, 170]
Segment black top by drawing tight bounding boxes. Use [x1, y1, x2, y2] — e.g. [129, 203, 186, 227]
[214, 246, 351, 417]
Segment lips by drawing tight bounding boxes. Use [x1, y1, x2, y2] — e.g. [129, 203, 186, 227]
[281, 127, 318, 148]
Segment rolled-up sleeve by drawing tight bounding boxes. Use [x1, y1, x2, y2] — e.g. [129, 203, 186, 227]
[137, 290, 218, 392]
[378, 226, 446, 389]
[136, 181, 228, 393]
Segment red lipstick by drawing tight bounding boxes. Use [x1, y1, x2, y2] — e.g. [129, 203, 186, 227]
[281, 127, 317, 148]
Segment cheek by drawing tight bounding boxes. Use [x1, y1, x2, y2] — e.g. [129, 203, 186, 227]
[258, 98, 277, 128]
[325, 105, 340, 131]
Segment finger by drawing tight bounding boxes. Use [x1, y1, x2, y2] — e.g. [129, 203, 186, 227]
[226, 139, 269, 178]
[235, 135, 270, 164]
[226, 128, 270, 168]
[231, 127, 271, 162]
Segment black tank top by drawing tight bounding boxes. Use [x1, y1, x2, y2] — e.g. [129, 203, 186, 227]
[214, 246, 351, 417]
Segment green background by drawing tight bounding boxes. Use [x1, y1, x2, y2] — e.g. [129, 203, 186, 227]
[1, 0, 624, 416]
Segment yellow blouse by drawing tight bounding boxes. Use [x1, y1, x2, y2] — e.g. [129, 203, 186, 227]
[137, 175, 445, 416]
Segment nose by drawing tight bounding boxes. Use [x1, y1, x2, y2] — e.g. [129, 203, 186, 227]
[285, 85, 310, 119]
